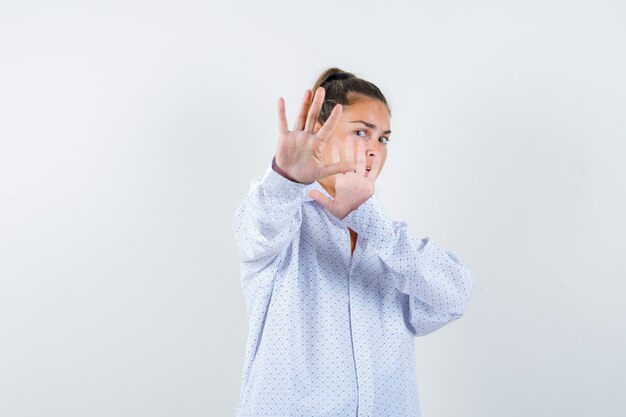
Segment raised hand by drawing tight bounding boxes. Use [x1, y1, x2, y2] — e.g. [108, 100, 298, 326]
[274, 87, 356, 184]
[308, 136, 382, 220]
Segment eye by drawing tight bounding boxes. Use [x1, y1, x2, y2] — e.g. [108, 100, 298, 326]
[379, 137, 390, 144]
[355, 129, 368, 138]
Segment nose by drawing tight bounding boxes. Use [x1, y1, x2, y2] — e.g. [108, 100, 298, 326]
[365, 142, 382, 166]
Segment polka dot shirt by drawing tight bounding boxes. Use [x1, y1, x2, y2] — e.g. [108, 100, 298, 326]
[232, 162, 474, 417]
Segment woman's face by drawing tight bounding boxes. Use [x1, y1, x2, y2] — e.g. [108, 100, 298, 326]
[315, 94, 391, 181]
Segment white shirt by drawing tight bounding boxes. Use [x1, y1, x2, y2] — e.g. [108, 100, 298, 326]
[232, 162, 474, 417]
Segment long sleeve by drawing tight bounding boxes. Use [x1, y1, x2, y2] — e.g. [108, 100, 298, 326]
[232, 161, 308, 273]
[341, 194, 474, 336]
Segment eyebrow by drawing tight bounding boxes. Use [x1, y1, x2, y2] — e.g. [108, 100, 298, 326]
[349, 120, 392, 135]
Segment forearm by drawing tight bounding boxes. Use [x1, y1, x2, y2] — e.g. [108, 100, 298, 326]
[233, 160, 308, 267]
[342, 195, 474, 315]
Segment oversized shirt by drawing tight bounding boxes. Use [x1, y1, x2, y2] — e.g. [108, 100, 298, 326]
[232, 162, 474, 417]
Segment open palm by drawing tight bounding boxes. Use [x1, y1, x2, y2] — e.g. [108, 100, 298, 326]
[275, 87, 356, 184]
[308, 137, 382, 220]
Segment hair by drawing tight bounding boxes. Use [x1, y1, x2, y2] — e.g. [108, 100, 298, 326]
[311, 67, 390, 125]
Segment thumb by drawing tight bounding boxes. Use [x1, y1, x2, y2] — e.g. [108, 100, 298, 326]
[308, 190, 333, 211]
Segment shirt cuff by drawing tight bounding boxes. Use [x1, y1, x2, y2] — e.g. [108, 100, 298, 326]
[341, 194, 397, 254]
[258, 159, 309, 202]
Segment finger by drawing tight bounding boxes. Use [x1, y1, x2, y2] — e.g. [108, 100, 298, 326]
[368, 153, 382, 181]
[277, 97, 288, 134]
[293, 89, 312, 131]
[304, 87, 325, 133]
[355, 138, 366, 176]
[316, 103, 342, 142]
[343, 136, 355, 163]
[318, 160, 356, 179]
[331, 143, 340, 164]
[308, 189, 333, 211]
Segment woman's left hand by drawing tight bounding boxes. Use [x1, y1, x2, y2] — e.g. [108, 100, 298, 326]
[308, 137, 382, 220]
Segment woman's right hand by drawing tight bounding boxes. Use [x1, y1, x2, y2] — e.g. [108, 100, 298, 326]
[274, 87, 356, 184]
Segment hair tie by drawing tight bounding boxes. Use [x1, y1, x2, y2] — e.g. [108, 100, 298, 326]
[323, 73, 352, 84]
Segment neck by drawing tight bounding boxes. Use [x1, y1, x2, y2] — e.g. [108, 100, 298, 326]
[318, 177, 336, 198]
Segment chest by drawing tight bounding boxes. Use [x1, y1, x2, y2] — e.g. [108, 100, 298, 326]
[349, 228, 357, 254]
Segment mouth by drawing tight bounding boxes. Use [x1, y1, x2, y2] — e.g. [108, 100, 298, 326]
[366, 167, 371, 172]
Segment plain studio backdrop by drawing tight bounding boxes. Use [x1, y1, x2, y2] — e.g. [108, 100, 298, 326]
[1, 1, 624, 416]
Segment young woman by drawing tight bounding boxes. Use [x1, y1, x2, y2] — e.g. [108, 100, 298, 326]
[232, 68, 474, 416]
